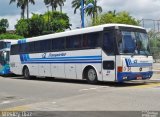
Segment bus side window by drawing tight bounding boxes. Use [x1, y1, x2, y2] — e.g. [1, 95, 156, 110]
[11, 44, 19, 55]
[103, 32, 115, 54]
[52, 38, 65, 50]
[83, 32, 99, 48]
[28, 42, 35, 53]
[66, 35, 81, 49]
[34, 41, 41, 52]
[83, 35, 88, 47]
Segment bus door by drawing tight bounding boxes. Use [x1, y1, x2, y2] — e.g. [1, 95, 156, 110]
[102, 30, 116, 81]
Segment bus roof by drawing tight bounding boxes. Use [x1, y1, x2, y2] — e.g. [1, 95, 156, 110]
[0, 39, 17, 43]
[13, 24, 145, 44]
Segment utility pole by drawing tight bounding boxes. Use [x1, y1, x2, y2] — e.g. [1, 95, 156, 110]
[81, 0, 94, 28]
[81, 0, 85, 28]
[46, 5, 50, 32]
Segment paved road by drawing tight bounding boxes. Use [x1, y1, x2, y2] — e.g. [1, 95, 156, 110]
[0, 75, 160, 117]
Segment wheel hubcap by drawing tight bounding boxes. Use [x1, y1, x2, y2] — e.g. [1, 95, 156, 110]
[25, 69, 29, 77]
[88, 69, 96, 81]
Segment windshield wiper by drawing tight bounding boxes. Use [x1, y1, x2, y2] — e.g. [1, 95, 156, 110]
[131, 48, 138, 57]
[143, 50, 149, 57]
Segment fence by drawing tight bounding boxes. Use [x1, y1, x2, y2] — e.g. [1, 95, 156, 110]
[150, 47, 160, 62]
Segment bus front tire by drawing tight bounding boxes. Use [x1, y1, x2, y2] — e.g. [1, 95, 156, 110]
[86, 68, 98, 84]
[23, 67, 31, 80]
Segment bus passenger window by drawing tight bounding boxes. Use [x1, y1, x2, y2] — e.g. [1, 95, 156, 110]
[52, 38, 65, 50]
[82, 32, 99, 48]
[66, 35, 81, 49]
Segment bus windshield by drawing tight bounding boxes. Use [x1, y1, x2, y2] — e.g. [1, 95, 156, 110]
[0, 51, 9, 65]
[118, 31, 150, 55]
[0, 42, 11, 50]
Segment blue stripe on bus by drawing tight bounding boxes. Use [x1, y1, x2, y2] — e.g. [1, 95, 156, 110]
[30, 56, 102, 60]
[20, 54, 102, 63]
[29, 58, 102, 61]
[22, 61, 102, 64]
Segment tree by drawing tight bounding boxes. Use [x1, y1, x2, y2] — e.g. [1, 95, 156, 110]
[29, 14, 45, 36]
[148, 30, 160, 60]
[15, 19, 30, 37]
[9, 0, 26, 19]
[44, 0, 66, 12]
[9, 0, 35, 19]
[15, 11, 71, 37]
[26, 0, 35, 19]
[86, 0, 102, 25]
[72, 0, 102, 25]
[72, 0, 83, 14]
[93, 11, 140, 26]
[59, 0, 66, 13]
[0, 19, 9, 34]
[43, 11, 71, 33]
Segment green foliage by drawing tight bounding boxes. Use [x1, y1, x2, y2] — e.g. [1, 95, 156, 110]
[29, 14, 45, 36]
[44, 11, 71, 33]
[15, 19, 30, 37]
[15, 11, 71, 37]
[148, 30, 160, 59]
[0, 19, 9, 34]
[93, 11, 140, 26]
[0, 33, 23, 39]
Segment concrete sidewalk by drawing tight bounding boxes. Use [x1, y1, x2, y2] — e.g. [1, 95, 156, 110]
[151, 73, 160, 80]
[152, 63, 160, 80]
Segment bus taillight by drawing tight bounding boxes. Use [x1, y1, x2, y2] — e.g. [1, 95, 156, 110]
[117, 66, 123, 72]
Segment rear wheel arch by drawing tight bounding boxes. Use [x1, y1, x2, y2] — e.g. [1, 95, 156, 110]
[82, 65, 98, 84]
[22, 65, 28, 75]
[22, 65, 31, 79]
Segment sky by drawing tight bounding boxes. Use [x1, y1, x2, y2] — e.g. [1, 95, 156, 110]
[0, 0, 160, 30]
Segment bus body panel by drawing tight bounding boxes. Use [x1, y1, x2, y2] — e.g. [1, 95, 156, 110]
[116, 55, 153, 82]
[10, 24, 153, 83]
[102, 51, 116, 82]
[51, 64, 65, 78]
[10, 49, 103, 80]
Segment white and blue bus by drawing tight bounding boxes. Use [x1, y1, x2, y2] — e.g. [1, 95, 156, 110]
[0, 40, 16, 75]
[10, 24, 153, 83]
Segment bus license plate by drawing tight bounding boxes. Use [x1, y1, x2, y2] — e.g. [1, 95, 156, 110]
[137, 76, 142, 80]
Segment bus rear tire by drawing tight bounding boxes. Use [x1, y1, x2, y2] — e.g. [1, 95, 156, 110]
[86, 67, 98, 84]
[23, 67, 31, 80]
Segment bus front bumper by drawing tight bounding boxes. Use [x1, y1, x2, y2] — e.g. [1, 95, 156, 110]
[117, 71, 153, 82]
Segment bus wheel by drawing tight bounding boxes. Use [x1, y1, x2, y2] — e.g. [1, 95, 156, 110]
[86, 68, 98, 84]
[23, 67, 30, 80]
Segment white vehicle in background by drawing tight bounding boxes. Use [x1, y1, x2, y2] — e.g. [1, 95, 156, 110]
[0, 39, 16, 75]
[10, 24, 153, 83]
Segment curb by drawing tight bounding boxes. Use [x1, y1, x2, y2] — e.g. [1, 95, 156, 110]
[153, 70, 160, 74]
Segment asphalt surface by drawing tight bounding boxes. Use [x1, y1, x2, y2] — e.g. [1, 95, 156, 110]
[0, 68, 160, 117]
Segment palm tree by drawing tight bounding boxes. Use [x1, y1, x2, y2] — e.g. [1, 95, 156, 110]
[108, 10, 116, 16]
[26, 0, 35, 19]
[9, 0, 26, 19]
[44, 0, 66, 12]
[59, 0, 66, 13]
[72, 0, 102, 25]
[86, 0, 102, 25]
[9, 0, 35, 19]
[72, 0, 82, 14]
